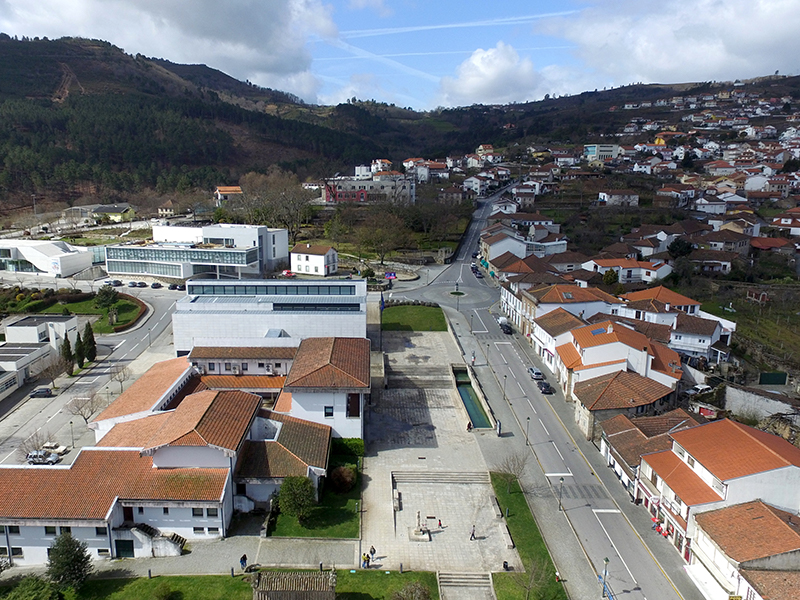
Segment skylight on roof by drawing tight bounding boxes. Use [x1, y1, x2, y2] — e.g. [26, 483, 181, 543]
[563, 292, 573, 299]
[590, 328, 606, 336]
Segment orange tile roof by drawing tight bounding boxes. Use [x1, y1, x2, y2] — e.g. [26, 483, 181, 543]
[215, 186, 242, 194]
[574, 371, 672, 410]
[527, 284, 622, 305]
[534, 307, 585, 337]
[291, 244, 335, 256]
[574, 358, 626, 372]
[740, 569, 800, 600]
[649, 342, 682, 380]
[670, 419, 800, 480]
[556, 343, 582, 369]
[189, 347, 296, 360]
[201, 375, 286, 390]
[643, 450, 722, 506]
[571, 321, 651, 351]
[622, 286, 700, 306]
[0, 450, 227, 520]
[694, 501, 800, 562]
[143, 390, 261, 454]
[285, 338, 370, 389]
[96, 413, 172, 448]
[274, 390, 292, 413]
[95, 358, 192, 422]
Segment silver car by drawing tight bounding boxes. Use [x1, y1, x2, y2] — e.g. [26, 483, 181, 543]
[26, 450, 60, 465]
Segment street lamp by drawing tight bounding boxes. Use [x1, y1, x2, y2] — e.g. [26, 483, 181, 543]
[602, 557, 609, 598]
[558, 477, 564, 512]
[470, 313, 474, 333]
[147, 328, 152, 348]
[486, 343, 490, 365]
[70, 421, 75, 448]
[525, 416, 530, 446]
[502, 375, 507, 404]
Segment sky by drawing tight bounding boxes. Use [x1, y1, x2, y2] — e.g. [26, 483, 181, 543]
[1, 0, 800, 110]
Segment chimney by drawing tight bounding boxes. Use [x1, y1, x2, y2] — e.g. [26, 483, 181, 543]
[307, 243, 311, 248]
[607, 323, 613, 334]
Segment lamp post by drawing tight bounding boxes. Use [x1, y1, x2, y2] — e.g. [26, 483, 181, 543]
[70, 421, 75, 448]
[502, 375, 507, 404]
[525, 416, 530, 446]
[602, 557, 609, 597]
[558, 477, 564, 511]
[147, 328, 152, 348]
[470, 313, 474, 333]
[486, 343, 490, 365]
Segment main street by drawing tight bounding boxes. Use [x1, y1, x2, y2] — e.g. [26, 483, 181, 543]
[390, 191, 701, 600]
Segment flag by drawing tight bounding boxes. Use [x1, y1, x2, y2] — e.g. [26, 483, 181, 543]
[380, 292, 385, 312]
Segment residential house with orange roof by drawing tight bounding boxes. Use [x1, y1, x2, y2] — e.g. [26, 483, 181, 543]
[621, 286, 701, 315]
[530, 307, 585, 372]
[689, 500, 800, 600]
[637, 419, 800, 564]
[290, 243, 338, 276]
[213, 185, 242, 207]
[581, 257, 673, 284]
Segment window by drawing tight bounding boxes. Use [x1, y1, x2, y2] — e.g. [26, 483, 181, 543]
[208, 527, 219, 534]
[45, 526, 56, 535]
[687, 456, 695, 468]
[163, 507, 170, 515]
[60, 527, 71, 534]
[98, 548, 110, 556]
[0, 548, 6, 557]
[258, 363, 265, 368]
[275, 363, 281, 368]
[192, 508, 204, 517]
[305, 255, 309, 261]
[193, 527, 205, 534]
[208, 363, 215, 371]
[95, 527, 108, 536]
[207, 508, 218, 517]
[347, 393, 360, 418]
[11, 548, 22, 557]
[236, 483, 246, 495]
[138, 507, 144, 514]
[225, 363, 232, 371]
[241, 363, 248, 372]
[8, 526, 19, 535]
[324, 406, 334, 418]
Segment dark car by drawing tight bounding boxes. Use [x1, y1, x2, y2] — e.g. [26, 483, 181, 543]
[168, 283, 178, 290]
[111, 280, 123, 287]
[137, 281, 147, 288]
[537, 381, 554, 394]
[150, 282, 163, 289]
[30, 387, 53, 398]
[472, 251, 479, 258]
[500, 323, 513, 334]
[176, 284, 186, 291]
[127, 281, 137, 287]
[475, 271, 484, 279]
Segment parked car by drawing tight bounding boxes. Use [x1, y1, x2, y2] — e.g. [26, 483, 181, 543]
[537, 381, 554, 394]
[30, 387, 53, 398]
[127, 281, 137, 287]
[684, 384, 712, 397]
[103, 279, 113, 285]
[26, 450, 60, 465]
[150, 282, 162, 289]
[111, 280, 123, 287]
[500, 323, 513, 334]
[281, 270, 296, 278]
[472, 251, 479, 258]
[527, 367, 544, 380]
[168, 283, 178, 290]
[42, 441, 68, 455]
[475, 272, 484, 279]
[176, 284, 186, 291]
[137, 281, 147, 288]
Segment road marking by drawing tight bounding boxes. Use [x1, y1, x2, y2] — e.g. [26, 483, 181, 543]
[113, 342, 124, 351]
[517, 381, 524, 392]
[526, 397, 537, 414]
[551, 441, 565, 462]
[545, 472, 573, 477]
[539, 419, 549, 435]
[472, 311, 488, 333]
[594, 511, 637, 583]
[592, 509, 621, 514]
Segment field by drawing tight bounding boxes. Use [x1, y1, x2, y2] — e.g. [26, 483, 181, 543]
[381, 305, 447, 331]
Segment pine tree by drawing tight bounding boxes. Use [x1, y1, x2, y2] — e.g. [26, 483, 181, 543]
[60, 337, 74, 377]
[82, 322, 97, 362]
[74, 332, 85, 369]
[46, 532, 93, 590]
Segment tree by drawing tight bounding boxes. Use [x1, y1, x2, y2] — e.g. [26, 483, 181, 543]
[602, 269, 619, 286]
[4, 576, 61, 600]
[278, 476, 316, 522]
[495, 452, 529, 494]
[668, 237, 693, 259]
[110, 364, 131, 393]
[74, 332, 85, 369]
[392, 581, 432, 600]
[358, 213, 408, 264]
[511, 555, 552, 600]
[59, 338, 74, 377]
[17, 428, 52, 461]
[46, 532, 93, 590]
[67, 389, 106, 424]
[94, 284, 118, 309]
[82, 321, 97, 362]
[38, 355, 70, 388]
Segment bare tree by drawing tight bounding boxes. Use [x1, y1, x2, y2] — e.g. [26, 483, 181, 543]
[67, 389, 107, 424]
[511, 555, 552, 600]
[38, 355, 70, 389]
[17, 428, 52, 460]
[110, 364, 132, 393]
[495, 452, 530, 494]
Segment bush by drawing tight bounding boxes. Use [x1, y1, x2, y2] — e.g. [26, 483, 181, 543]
[278, 476, 316, 521]
[361, 267, 375, 278]
[15, 293, 25, 302]
[26, 298, 58, 312]
[329, 465, 357, 493]
[30, 292, 41, 300]
[331, 438, 364, 457]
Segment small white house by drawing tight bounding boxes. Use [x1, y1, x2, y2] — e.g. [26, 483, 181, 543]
[290, 244, 338, 276]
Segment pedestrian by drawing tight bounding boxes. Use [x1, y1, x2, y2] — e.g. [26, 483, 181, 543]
[240, 554, 247, 570]
[361, 553, 368, 568]
[470, 525, 476, 541]
[369, 545, 376, 562]
[365, 553, 370, 568]
[437, 519, 442, 528]
[466, 422, 473, 432]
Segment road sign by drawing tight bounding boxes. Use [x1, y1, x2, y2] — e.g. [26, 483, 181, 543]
[385, 272, 396, 279]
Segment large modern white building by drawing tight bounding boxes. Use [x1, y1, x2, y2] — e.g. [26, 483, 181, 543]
[0, 240, 93, 277]
[104, 224, 288, 280]
[172, 279, 367, 355]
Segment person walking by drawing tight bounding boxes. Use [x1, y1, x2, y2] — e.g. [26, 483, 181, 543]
[365, 552, 371, 568]
[369, 545, 376, 562]
[470, 525, 476, 541]
[240, 554, 247, 570]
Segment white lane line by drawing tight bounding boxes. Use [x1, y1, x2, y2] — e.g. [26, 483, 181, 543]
[113, 342, 124, 351]
[551, 441, 565, 462]
[593, 511, 637, 583]
[132, 342, 141, 350]
[1, 450, 15, 463]
[539, 419, 549, 435]
[501, 355, 507, 365]
[526, 397, 537, 414]
[473, 311, 488, 332]
[545, 472, 573, 477]
[593, 509, 621, 514]
[46, 411, 61, 423]
[494, 341, 512, 345]
[517, 382, 524, 392]
[508, 368, 515, 377]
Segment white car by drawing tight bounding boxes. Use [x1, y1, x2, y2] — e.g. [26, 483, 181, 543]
[42, 442, 68, 455]
[684, 384, 712, 396]
[528, 367, 544, 380]
[26, 450, 60, 465]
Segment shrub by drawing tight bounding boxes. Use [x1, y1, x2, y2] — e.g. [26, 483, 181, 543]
[331, 438, 364, 457]
[329, 465, 357, 493]
[361, 267, 375, 278]
[278, 476, 316, 522]
[30, 292, 41, 300]
[15, 293, 25, 302]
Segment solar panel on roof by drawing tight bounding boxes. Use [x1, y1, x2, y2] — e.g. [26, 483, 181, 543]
[591, 327, 606, 335]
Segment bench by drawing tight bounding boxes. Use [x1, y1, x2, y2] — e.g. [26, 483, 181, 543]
[499, 523, 515, 549]
[393, 489, 402, 512]
[492, 496, 503, 520]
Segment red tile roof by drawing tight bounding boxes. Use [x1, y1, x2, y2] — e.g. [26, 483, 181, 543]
[574, 371, 672, 410]
[201, 375, 286, 390]
[285, 338, 370, 389]
[740, 569, 800, 600]
[189, 347, 297, 360]
[622, 286, 700, 307]
[0, 450, 227, 520]
[291, 244, 335, 256]
[534, 307, 585, 337]
[571, 321, 651, 351]
[670, 419, 800, 480]
[643, 450, 722, 506]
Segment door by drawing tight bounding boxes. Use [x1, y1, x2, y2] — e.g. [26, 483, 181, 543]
[115, 539, 134, 558]
[123, 507, 134, 522]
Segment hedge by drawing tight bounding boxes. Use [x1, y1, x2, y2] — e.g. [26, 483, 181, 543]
[112, 294, 148, 333]
[331, 438, 365, 457]
[23, 292, 94, 313]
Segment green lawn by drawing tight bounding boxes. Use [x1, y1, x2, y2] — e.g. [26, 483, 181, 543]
[491, 473, 567, 600]
[269, 484, 360, 539]
[41, 298, 141, 334]
[336, 569, 439, 599]
[382, 305, 447, 331]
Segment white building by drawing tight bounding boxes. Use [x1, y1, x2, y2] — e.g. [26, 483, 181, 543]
[0, 240, 93, 277]
[105, 224, 288, 280]
[172, 279, 367, 355]
[290, 244, 338, 277]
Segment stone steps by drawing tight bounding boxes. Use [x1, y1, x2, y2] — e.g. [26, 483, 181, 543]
[392, 471, 491, 485]
[438, 571, 493, 587]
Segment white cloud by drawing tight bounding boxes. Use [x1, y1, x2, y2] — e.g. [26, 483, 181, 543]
[0, 0, 337, 102]
[438, 42, 544, 106]
[347, 0, 392, 18]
